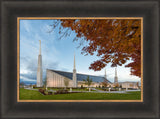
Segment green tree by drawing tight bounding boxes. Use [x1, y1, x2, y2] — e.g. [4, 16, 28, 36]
[43, 77, 47, 88]
[83, 76, 92, 91]
[64, 78, 69, 89]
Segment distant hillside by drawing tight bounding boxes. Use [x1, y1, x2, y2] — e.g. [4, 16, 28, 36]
[20, 79, 36, 85]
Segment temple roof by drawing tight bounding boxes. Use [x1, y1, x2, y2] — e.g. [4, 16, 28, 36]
[48, 69, 112, 83]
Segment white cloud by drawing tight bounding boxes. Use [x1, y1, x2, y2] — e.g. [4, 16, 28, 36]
[40, 24, 54, 34]
[20, 75, 36, 82]
[20, 69, 30, 74]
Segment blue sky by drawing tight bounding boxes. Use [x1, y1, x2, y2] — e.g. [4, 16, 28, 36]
[20, 19, 140, 84]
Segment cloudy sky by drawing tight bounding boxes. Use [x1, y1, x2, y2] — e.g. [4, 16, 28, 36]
[20, 19, 141, 84]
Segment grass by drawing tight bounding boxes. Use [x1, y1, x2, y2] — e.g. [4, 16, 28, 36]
[19, 88, 141, 100]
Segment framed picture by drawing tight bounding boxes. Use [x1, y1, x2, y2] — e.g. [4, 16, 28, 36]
[1, 0, 159, 119]
[17, 17, 143, 102]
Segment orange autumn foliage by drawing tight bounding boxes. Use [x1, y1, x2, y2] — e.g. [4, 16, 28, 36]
[59, 19, 141, 77]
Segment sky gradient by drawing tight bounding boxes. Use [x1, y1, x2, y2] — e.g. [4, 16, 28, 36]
[20, 19, 141, 84]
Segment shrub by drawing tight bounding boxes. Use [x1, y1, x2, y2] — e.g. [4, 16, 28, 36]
[48, 92, 52, 95]
[33, 85, 36, 88]
[81, 85, 83, 89]
[110, 88, 116, 91]
[54, 90, 68, 95]
[38, 89, 46, 95]
[86, 88, 94, 91]
[120, 85, 122, 88]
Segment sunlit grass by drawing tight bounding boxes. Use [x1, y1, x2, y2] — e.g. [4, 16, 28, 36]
[19, 88, 141, 100]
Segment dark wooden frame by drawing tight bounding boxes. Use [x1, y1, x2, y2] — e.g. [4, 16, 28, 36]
[0, 0, 159, 118]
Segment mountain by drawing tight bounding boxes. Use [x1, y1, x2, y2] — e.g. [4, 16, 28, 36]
[20, 79, 36, 85]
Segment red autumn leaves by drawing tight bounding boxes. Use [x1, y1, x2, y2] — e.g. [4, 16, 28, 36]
[59, 19, 141, 77]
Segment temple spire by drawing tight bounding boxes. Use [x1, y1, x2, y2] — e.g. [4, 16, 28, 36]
[37, 40, 43, 87]
[39, 40, 41, 55]
[104, 69, 107, 79]
[115, 67, 117, 77]
[74, 52, 76, 69]
[73, 53, 77, 87]
[114, 67, 118, 84]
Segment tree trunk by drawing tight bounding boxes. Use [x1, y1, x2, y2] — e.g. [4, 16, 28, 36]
[89, 86, 91, 92]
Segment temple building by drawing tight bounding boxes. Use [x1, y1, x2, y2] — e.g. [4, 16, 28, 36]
[46, 54, 111, 88]
[118, 82, 139, 89]
[46, 69, 112, 87]
[45, 55, 139, 89]
[36, 41, 140, 89]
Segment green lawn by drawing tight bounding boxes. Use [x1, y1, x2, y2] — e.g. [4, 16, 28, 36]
[19, 88, 141, 100]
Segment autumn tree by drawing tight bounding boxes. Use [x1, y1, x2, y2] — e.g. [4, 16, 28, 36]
[51, 19, 141, 77]
[114, 83, 119, 88]
[101, 79, 108, 88]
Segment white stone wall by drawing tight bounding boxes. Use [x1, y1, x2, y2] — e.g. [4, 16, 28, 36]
[77, 81, 101, 87]
[46, 70, 73, 87]
[120, 82, 138, 89]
